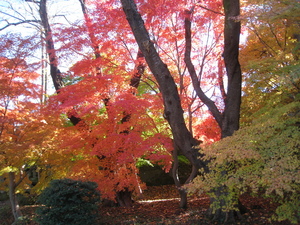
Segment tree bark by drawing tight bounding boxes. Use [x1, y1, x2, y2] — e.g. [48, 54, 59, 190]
[209, 0, 242, 222]
[39, 0, 64, 91]
[8, 172, 23, 223]
[121, 0, 208, 209]
[221, 0, 242, 139]
[121, 0, 204, 170]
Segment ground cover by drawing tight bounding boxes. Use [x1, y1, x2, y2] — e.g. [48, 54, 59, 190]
[0, 185, 293, 224]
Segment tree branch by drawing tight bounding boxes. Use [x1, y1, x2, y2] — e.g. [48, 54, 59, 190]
[121, 0, 204, 169]
[0, 20, 41, 31]
[196, 4, 225, 16]
[183, 14, 222, 127]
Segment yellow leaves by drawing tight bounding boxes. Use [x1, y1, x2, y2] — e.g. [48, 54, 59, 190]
[0, 166, 17, 176]
[191, 99, 300, 222]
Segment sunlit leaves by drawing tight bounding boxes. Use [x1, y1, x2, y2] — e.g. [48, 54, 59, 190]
[0, 35, 56, 195]
[190, 98, 300, 223]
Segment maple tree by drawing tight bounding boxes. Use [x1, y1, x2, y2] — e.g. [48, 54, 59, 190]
[10, 0, 174, 207]
[5, 0, 298, 224]
[0, 0, 240, 214]
[0, 33, 51, 222]
[121, 0, 242, 221]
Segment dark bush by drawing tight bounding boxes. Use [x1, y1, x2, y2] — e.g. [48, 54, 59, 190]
[36, 179, 100, 225]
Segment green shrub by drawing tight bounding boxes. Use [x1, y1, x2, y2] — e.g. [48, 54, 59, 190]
[189, 100, 300, 224]
[36, 178, 100, 225]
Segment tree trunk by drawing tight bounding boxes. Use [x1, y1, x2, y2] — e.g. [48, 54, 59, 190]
[221, 0, 242, 139]
[8, 172, 23, 223]
[208, 0, 242, 222]
[184, 0, 242, 220]
[121, 0, 205, 170]
[121, 0, 243, 217]
[121, 0, 208, 209]
[39, 0, 64, 91]
[116, 189, 134, 207]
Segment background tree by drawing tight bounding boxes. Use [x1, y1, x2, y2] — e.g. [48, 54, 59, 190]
[0, 33, 52, 222]
[240, 0, 300, 123]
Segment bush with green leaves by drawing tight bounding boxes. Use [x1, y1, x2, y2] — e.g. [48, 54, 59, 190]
[36, 178, 101, 225]
[189, 99, 300, 224]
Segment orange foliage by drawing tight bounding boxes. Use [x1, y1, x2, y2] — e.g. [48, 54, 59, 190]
[45, 90, 173, 199]
[194, 114, 221, 145]
[1, 0, 228, 200]
[0, 36, 46, 190]
[44, 0, 225, 198]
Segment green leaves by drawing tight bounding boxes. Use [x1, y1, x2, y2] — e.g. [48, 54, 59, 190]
[190, 98, 300, 223]
[36, 179, 101, 225]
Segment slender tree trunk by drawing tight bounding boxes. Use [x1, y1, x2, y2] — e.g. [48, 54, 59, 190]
[39, 0, 64, 91]
[172, 146, 199, 208]
[8, 172, 22, 222]
[121, 0, 204, 170]
[121, 0, 208, 209]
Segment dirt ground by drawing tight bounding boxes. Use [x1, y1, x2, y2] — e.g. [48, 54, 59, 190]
[0, 185, 295, 225]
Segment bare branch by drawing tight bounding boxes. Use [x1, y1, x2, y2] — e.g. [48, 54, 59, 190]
[196, 4, 225, 16]
[0, 19, 41, 31]
[25, 0, 40, 3]
[54, 15, 73, 25]
[184, 13, 222, 127]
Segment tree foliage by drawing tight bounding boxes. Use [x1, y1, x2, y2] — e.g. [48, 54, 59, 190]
[188, 0, 300, 221]
[189, 91, 300, 223]
[240, 0, 300, 124]
[2, 0, 299, 223]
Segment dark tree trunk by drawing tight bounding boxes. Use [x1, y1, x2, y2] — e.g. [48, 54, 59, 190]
[221, 0, 242, 139]
[121, 0, 205, 170]
[39, 0, 64, 91]
[185, 0, 242, 222]
[209, 1, 242, 222]
[121, 0, 208, 209]
[121, 0, 243, 218]
[202, 0, 242, 222]
[116, 189, 134, 207]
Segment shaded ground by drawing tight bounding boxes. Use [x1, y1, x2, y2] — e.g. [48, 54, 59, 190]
[99, 185, 293, 225]
[0, 185, 294, 225]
